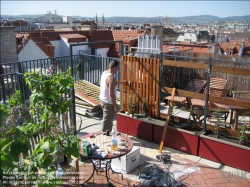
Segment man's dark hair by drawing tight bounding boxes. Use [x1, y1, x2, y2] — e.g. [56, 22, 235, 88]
[109, 59, 119, 69]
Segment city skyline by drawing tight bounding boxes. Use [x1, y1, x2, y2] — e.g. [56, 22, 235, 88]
[1, 1, 250, 18]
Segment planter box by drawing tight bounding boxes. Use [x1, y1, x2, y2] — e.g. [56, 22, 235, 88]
[116, 113, 153, 142]
[153, 125, 200, 155]
[199, 132, 250, 172]
[117, 113, 200, 156]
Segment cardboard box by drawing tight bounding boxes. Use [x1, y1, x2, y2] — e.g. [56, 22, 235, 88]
[111, 146, 140, 173]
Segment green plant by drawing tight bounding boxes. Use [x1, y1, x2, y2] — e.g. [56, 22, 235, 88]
[0, 90, 33, 186]
[17, 65, 80, 186]
[128, 96, 135, 115]
[142, 98, 147, 114]
[213, 109, 221, 139]
[8, 90, 24, 107]
[76, 59, 83, 79]
[239, 115, 248, 145]
[0, 66, 79, 186]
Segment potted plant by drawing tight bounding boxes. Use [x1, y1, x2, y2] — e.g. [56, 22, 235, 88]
[134, 98, 147, 118]
[128, 96, 136, 115]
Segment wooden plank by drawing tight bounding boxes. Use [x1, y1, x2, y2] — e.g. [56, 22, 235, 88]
[139, 58, 143, 114]
[210, 95, 250, 109]
[162, 60, 207, 70]
[151, 59, 157, 118]
[136, 58, 139, 113]
[146, 58, 150, 115]
[161, 87, 206, 100]
[142, 58, 146, 111]
[159, 88, 176, 153]
[155, 59, 160, 118]
[161, 87, 250, 109]
[133, 56, 138, 110]
[212, 65, 250, 76]
[121, 56, 124, 111]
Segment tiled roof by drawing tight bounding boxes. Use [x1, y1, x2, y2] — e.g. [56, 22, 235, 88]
[163, 44, 213, 53]
[163, 28, 178, 36]
[108, 30, 146, 57]
[2, 20, 28, 26]
[59, 33, 86, 43]
[15, 29, 147, 58]
[88, 30, 114, 49]
[218, 43, 238, 54]
[16, 31, 90, 56]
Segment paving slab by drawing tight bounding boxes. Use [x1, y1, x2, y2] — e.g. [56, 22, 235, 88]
[198, 158, 222, 169]
[179, 153, 201, 163]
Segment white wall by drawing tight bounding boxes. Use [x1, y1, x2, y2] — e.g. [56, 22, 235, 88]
[96, 48, 109, 57]
[177, 33, 197, 42]
[60, 37, 70, 56]
[50, 40, 61, 57]
[59, 37, 90, 56]
[18, 39, 47, 61]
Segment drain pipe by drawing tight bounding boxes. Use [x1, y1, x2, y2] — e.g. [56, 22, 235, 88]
[203, 57, 212, 132]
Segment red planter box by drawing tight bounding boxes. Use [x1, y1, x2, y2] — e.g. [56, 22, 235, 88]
[153, 125, 200, 155]
[199, 132, 250, 172]
[116, 113, 153, 142]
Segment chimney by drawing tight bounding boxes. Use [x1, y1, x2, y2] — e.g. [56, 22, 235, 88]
[212, 43, 218, 54]
[150, 25, 163, 51]
[241, 39, 245, 49]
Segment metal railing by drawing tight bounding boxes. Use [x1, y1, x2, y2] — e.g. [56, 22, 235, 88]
[1, 53, 121, 134]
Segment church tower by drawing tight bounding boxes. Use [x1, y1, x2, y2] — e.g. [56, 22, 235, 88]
[102, 14, 105, 25]
[95, 13, 98, 24]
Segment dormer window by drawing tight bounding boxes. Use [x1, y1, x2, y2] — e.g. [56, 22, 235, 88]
[227, 50, 232, 55]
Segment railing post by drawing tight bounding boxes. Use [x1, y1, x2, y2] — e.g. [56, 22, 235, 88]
[69, 45, 74, 78]
[203, 57, 212, 132]
[17, 61, 26, 100]
[71, 88, 77, 135]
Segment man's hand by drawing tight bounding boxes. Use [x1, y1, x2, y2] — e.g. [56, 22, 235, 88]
[114, 104, 119, 113]
[123, 80, 128, 85]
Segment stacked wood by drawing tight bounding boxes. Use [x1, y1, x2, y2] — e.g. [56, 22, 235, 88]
[74, 80, 102, 116]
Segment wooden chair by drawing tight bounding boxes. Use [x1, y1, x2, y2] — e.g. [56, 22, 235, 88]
[188, 78, 229, 125]
[232, 90, 250, 126]
[21, 132, 80, 187]
[163, 79, 207, 107]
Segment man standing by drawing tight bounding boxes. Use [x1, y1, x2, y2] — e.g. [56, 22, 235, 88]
[99, 59, 127, 132]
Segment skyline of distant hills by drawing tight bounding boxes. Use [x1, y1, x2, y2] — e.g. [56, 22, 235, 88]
[2, 14, 250, 23]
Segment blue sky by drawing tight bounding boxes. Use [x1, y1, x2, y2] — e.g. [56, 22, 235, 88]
[1, 1, 250, 18]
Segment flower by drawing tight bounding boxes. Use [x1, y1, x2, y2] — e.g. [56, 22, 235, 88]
[46, 64, 55, 76]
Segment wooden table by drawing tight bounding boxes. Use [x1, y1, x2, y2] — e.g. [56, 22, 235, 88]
[79, 132, 133, 184]
[214, 98, 250, 130]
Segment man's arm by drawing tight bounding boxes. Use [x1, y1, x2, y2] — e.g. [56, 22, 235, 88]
[108, 76, 119, 113]
[116, 80, 128, 85]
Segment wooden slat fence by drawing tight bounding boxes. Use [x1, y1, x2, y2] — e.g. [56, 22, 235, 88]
[120, 56, 160, 118]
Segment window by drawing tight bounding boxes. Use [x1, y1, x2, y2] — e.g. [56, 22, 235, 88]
[91, 48, 95, 56]
[123, 46, 128, 55]
[227, 50, 232, 55]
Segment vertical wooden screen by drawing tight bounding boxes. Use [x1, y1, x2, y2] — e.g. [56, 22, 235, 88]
[120, 56, 160, 118]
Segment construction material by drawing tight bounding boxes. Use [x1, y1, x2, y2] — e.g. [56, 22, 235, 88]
[74, 80, 102, 116]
